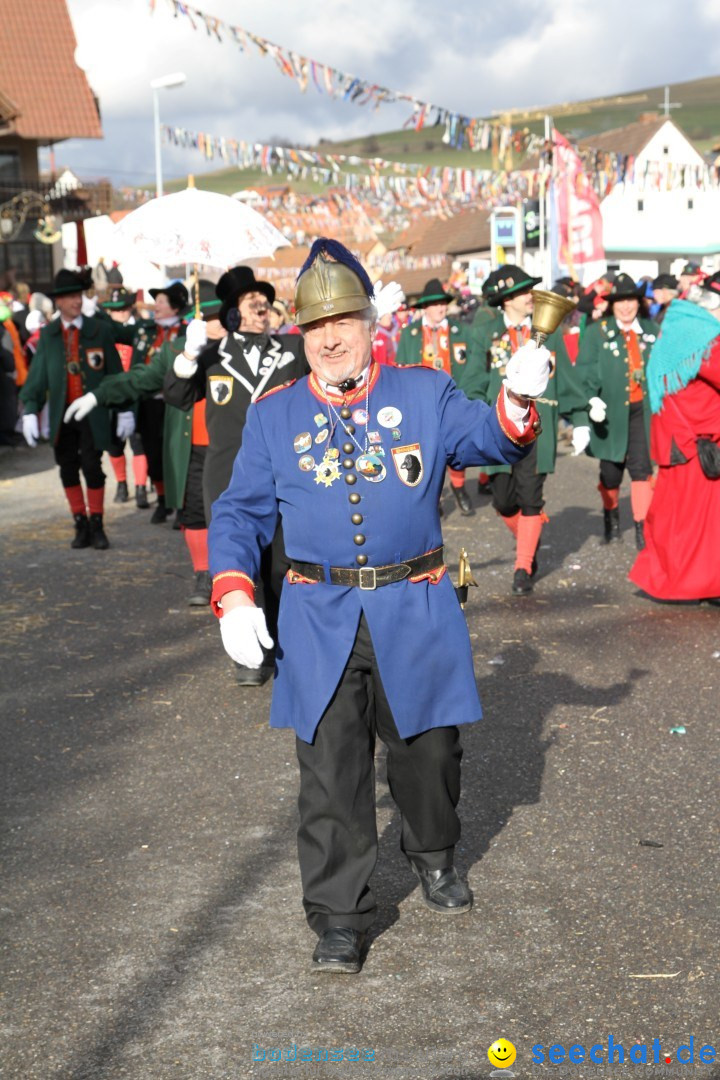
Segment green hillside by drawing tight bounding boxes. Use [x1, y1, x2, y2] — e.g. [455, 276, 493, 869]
[165, 72, 720, 195]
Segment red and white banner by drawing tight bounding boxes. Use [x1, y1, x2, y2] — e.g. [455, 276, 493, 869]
[550, 129, 606, 282]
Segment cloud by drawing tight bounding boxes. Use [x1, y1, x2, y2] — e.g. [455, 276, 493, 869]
[54, 0, 719, 183]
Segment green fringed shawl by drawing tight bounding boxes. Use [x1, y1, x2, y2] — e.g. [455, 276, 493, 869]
[647, 299, 720, 414]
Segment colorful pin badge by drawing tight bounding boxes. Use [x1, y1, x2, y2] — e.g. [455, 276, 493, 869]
[356, 453, 386, 483]
[377, 406, 402, 428]
[315, 428, 329, 444]
[392, 428, 402, 441]
[352, 408, 369, 425]
[294, 432, 312, 454]
[314, 460, 341, 487]
[298, 454, 316, 472]
[314, 412, 329, 428]
[367, 430, 382, 443]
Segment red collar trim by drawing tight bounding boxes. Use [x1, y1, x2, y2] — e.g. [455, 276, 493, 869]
[308, 361, 380, 405]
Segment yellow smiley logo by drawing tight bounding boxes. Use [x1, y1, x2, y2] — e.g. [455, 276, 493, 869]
[488, 1039, 517, 1068]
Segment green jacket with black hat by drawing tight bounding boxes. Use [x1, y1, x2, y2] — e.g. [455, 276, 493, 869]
[575, 273, 658, 462]
[87, 280, 223, 508]
[19, 271, 123, 450]
[394, 278, 484, 399]
[467, 265, 588, 474]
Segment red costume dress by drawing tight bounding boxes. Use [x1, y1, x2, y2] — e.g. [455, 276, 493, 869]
[630, 337, 720, 601]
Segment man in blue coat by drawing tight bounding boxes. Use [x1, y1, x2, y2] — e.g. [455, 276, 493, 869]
[209, 239, 551, 974]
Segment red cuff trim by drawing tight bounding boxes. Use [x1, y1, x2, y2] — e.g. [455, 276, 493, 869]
[496, 394, 540, 446]
[211, 571, 255, 616]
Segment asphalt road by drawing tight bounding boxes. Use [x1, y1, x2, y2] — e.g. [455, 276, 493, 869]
[1, 441, 718, 1080]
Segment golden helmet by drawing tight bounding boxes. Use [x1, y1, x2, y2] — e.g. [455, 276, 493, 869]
[294, 240, 374, 327]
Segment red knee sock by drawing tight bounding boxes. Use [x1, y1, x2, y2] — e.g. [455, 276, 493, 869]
[478, 471, 490, 485]
[154, 480, 165, 497]
[448, 467, 466, 489]
[497, 509, 520, 537]
[86, 487, 104, 516]
[64, 484, 86, 516]
[515, 514, 543, 573]
[132, 453, 148, 487]
[109, 454, 126, 482]
[598, 483, 619, 511]
[183, 527, 209, 572]
[630, 479, 653, 522]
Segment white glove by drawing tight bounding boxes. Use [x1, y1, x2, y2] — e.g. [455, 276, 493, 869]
[173, 351, 198, 378]
[183, 318, 208, 360]
[116, 411, 135, 440]
[219, 605, 274, 668]
[64, 392, 98, 423]
[503, 340, 552, 399]
[571, 425, 591, 456]
[373, 280, 405, 320]
[22, 413, 39, 447]
[588, 395, 607, 423]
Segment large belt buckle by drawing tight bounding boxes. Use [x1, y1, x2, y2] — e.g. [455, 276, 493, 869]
[358, 566, 377, 591]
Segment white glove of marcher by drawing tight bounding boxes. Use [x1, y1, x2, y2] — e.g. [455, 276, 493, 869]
[183, 318, 208, 360]
[116, 411, 135, 440]
[173, 351, 198, 378]
[22, 413, 39, 447]
[219, 605, 274, 668]
[373, 280, 405, 320]
[571, 425, 591, 456]
[588, 395, 608, 423]
[64, 392, 98, 423]
[503, 340, 552, 399]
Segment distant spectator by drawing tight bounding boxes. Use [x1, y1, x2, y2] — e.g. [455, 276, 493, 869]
[651, 273, 678, 325]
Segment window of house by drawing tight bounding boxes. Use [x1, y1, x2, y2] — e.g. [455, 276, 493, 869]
[688, 198, 694, 210]
[0, 150, 21, 182]
[637, 199, 644, 212]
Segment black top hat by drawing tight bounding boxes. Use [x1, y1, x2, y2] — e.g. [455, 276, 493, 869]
[484, 264, 542, 307]
[101, 286, 136, 311]
[149, 282, 190, 313]
[605, 273, 644, 303]
[47, 267, 93, 298]
[413, 278, 454, 308]
[652, 273, 678, 291]
[216, 266, 275, 330]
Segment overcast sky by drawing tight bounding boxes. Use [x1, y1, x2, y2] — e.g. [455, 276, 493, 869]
[50, 0, 720, 185]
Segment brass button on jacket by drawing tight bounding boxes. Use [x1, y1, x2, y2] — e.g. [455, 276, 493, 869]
[356, 554, 368, 566]
[353, 534, 366, 546]
[344, 473, 357, 485]
[349, 492, 361, 504]
[351, 513, 363, 525]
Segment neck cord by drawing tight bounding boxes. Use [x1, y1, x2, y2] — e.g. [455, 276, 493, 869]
[322, 375, 371, 457]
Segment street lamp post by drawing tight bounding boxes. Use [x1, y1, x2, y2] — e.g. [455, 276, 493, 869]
[150, 72, 186, 281]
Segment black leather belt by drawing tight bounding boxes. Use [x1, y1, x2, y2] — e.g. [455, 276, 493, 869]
[289, 546, 444, 591]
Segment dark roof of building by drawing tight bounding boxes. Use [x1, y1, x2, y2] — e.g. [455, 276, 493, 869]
[0, 0, 102, 142]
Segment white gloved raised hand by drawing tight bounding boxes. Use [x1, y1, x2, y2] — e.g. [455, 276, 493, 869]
[22, 413, 39, 447]
[571, 425, 591, 456]
[173, 351, 198, 378]
[588, 395, 608, 423]
[373, 280, 405, 320]
[183, 318, 208, 360]
[219, 605, 274, 668]
[64, 392, 98, 423]
[503, 340, 552, 399]
[116, 411, 135, 440]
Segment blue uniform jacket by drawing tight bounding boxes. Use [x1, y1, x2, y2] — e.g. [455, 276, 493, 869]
[209, 363, 536, 743]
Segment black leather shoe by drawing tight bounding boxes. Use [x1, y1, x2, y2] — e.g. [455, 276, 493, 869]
[312, 928, 365, 973]
[602, 508, 621, 543]
[114, 480, 129, 503]
[234, 662, 274, 687]
[151, 495, 170, 524]
[135, 486, 149, 509]
[512, 568, 533, 595]
[172, 509, 183, 530]
[634, 521, 646, 551]
[89, 513, 110, 550]
[188, 570, 212, 606]
[71, 513, 90, 549]
[410, 864, 473, 914]
[477, 479, 492, 496]
[452, 484, 475, 516]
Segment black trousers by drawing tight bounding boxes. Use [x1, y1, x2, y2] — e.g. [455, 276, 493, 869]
[599, 401, 652, 488]
[491, 441, 546, 517]
[54, 418, 104, 489]
[136, 397, 164, 484]
[108, 430, 145, 459]
[181, 445, 207, 530]
[295, 614, 462, 934]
